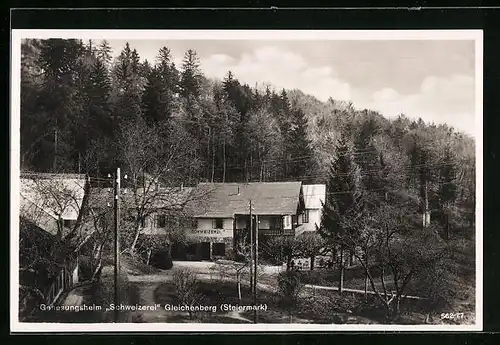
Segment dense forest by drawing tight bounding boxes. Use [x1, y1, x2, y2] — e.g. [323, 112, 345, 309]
[20, 38, 475, 223]
[20, 38, 477, 322]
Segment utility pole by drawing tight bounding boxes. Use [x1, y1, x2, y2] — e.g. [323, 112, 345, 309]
[253, 213, 258, 324]
[53, 128, 58, 172]
[113, 167, 121, 322]
[249, 200, 253, 295]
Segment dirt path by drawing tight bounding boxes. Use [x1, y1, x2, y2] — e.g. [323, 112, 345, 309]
[61, 287, 85, 306]
[126, 271, 257, 323]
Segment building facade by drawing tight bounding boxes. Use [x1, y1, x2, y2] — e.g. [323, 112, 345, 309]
[180, 182, 307, 260]
[295, 184, 326, 235]
[133, 181, 326, 261]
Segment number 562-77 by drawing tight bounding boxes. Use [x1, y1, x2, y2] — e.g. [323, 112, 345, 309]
[440, 313, 465, 320]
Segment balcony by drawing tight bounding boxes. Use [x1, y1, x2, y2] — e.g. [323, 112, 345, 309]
[259, 228, 295, 236]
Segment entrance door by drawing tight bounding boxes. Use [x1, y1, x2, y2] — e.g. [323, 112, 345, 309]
[200, 242, 211, 260]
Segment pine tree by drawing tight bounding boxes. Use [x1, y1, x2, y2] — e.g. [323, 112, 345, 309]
[141, 46, 180, 127]
[288, 107, 313, 180]
[36, 39, 86, 172]
[354, 117, 387, 198]
[156, 47, 179, 93]
[180, 49, 202, 99]
[221, 71, 255, 181]
[319, 134, 363, 294]
[97, 40, 113, 68]
[20, 39, 44, 169]
[142, 68, 164, 125]
[111, 42, 143, 124]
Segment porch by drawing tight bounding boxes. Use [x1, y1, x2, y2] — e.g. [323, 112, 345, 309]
[233, 214, 296, 248]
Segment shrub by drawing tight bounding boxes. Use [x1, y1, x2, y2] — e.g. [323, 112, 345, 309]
[297, 270, 326, 285]
[277, 270, 303, 321]
[150, 250, 173, 270]
[172, 268, 204, 319]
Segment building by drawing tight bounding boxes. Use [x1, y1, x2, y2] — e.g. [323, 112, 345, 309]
[19, 173, 89, 311]
[20, 173, 87, 237]
[133, 186, 195, 236]
[178, 182, 306, 260]
[295, 184, 326, 235]
[115, 181, 326, 262]
[19, 218, 79, 312]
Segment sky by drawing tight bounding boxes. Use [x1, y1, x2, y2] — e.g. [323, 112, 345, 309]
[105, 39, 476, 135]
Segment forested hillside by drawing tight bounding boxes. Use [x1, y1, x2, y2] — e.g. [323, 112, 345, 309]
[20, 39, 475, 226]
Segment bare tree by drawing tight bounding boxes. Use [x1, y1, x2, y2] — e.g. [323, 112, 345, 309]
[172, 267, 204, 320]
[264, 235, 300, 271]
[231, 237, 253, 300]
[264, 233, 326, 272]
[341, 202, 446, 320]
[295, 232, 327, 271]
[116, 118, 208, 255]
[20, 173, 89, 240]
[18, 173, 92, 316]
[81, 187, 114, 280]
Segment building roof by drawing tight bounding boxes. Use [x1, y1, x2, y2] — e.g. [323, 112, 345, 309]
[20, 174, 86, 221]
[92, 186, 195, 212]
[302, 184, 326, 209]
[190, 182, 303, 218]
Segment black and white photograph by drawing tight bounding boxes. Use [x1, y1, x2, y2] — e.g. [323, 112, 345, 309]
[10, 29, 482, 332]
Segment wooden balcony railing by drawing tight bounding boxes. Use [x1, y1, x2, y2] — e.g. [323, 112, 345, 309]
[234, 228, 295, 238]
[258, 228, 295, 236]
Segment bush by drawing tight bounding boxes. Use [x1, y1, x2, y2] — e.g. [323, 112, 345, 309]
[277, 270, 303, 320]
[297, 271, 326, 285]
[172, 268, 204, 320]
[149, 250, 173, 270]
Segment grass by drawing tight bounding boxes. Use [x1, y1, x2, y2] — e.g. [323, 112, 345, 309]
[120, 253, 163, 276]
[152, 278, 391, 324]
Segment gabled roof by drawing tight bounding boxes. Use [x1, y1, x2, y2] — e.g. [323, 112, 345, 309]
[302, 184, 326, 209]
[20, 174, 86, 221]
[191, 182, 302, 218]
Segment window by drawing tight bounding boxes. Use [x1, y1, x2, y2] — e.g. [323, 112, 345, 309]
[156, 215, 166, 228]
[302, 210, 309, 223]
[291, 215, 298, 226]
[270, 216, 282, 229]
[212, 243, 226, 257]
[213, 218, 224, 229]
[283, 216, 291, 229]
